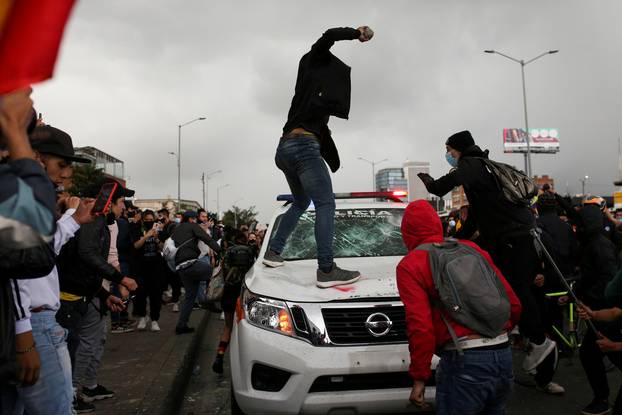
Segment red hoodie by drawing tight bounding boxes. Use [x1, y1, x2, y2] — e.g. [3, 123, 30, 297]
[396, 200, 521, 381]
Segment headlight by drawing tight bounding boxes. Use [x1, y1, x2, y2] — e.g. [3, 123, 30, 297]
[241, 286, 294, 337]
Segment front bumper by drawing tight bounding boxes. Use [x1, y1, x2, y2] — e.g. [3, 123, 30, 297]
[230, 319, 436, 415]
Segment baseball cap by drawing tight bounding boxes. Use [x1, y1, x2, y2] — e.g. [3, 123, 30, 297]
[182, 210, 198, 219]
[30, 125, 91, 163]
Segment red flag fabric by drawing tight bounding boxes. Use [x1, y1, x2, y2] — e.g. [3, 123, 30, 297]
[0, 0, 76, 94]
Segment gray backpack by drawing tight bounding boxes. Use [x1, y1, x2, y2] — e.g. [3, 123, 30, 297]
[418, 239, 510, 349]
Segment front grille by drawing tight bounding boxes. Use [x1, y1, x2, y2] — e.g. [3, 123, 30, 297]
[309, 371, 435, 393]
[322, 306, 407, 345]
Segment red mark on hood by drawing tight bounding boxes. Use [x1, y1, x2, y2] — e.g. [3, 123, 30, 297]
[332, 286, 356, 293]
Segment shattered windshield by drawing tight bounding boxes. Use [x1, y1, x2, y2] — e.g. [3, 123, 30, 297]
[271, 208, 407, 260]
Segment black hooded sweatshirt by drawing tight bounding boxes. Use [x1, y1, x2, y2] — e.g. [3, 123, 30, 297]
[537, 208, 579, 278]
[422, 145, 536, 247]
[576, 205, 618, 309]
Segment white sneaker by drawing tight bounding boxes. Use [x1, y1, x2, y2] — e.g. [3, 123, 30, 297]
[172, 303, 179, 313]
[137, 317, 147, 331]
[150, 321, 160, 332]
[523, 337, 556, 372]
[537, 382, 565, 395]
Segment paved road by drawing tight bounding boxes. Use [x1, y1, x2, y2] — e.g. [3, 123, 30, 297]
[181, 313, 622, 415]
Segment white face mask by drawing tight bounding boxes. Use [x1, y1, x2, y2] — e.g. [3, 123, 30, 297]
[174, 217, 181, 223]
[449, 220, 456, 228]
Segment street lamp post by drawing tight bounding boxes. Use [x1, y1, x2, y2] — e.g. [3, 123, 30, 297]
[216, 184, 230, 221]
[484, 49, 558, 178]
[357, 157, 388, 191]
[232, 197, 244, 228]
[581, 175, 589, 196]
[202, 169, 222, 212]
[177, 117, 206, 212]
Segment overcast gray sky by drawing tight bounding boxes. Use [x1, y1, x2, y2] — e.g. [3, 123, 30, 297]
[34, 0, 622, 222]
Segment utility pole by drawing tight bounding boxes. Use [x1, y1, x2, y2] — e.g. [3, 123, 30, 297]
[204, 169, 222, 213]
[484, 49, 559, 177]
[176, 117, 206, 212]
[357, 157, 388, 191]
[201, 173, 206, 208]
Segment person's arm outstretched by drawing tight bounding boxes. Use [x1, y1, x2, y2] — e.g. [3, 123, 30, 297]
[309, 26, 373, 58]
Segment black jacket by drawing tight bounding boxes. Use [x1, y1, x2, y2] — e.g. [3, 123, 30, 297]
[537, 210, 579, 278]
[576, 205, 619, 309]
[171, 222, 221, 265]
[282, 27, 361, 173]
[57, 216, 123, 300]
[422, 145, 536, 247]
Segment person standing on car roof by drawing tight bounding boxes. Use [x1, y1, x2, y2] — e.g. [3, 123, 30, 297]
[263, 26, 374, 288]
[417, 130, 561, 390]
[397, 200, 522, 414]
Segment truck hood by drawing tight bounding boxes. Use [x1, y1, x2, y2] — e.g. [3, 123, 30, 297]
[245, 256, 402, 302]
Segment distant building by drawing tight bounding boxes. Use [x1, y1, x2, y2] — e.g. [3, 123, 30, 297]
[134, 198, 201, 214]
[451, 186, 468, 210]
[533, 175, 555, 190]
[376, 168, 408, 193]
[75, 146, 125, 185]
[402, 161, 430, 202]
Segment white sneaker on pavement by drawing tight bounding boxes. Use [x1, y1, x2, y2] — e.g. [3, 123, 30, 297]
[172, 303, 179, 313]
[150, 321, 160, 332]
[536, 382, 565, 395]
[137, 317, 147, 331]
[522, 337, 556, 372]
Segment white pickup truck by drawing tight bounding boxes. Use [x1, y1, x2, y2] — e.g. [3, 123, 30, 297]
[230, 193, 438, 415]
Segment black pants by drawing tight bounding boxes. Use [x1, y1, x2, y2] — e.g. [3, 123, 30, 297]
[56, 299, 90, 366]
[489, 234, 546, 344]
[580, 326, 622, 411]
[133, 259, 164, 321]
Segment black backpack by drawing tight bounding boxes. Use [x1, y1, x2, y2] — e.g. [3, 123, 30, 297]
[417, 239, 511, 350]
[225, 245, 255, 270]
[476, 157, 538, 206]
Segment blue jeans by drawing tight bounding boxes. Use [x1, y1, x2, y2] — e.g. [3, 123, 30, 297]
[269, 135, 335, 270]
[176, 257, 212, 329]
[14, 311, 73, 415]
[435, 346, 514, 415]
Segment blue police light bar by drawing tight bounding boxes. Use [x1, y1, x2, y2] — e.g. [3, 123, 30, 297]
[276, 191, 408, 203]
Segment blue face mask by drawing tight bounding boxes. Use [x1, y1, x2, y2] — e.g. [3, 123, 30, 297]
[446, 152, 458, 168]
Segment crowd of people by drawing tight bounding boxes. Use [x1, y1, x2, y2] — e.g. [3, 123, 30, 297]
[3, 19, 622, 415]
[0, 88, 266, 414]
[399, 130, 622, 415]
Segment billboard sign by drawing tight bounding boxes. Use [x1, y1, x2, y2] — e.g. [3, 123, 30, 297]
[503, 128, 560, 154]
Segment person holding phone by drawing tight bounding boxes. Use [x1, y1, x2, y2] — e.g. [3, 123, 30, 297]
[8, 123, 95, 415]
[131, 209, 166, 332]
[56, 181, 137, 412]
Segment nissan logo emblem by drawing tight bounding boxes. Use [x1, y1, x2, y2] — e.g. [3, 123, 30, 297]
[365, 313, 393, 337]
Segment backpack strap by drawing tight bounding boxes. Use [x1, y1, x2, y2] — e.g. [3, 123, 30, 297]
[431, 298, 464, 355]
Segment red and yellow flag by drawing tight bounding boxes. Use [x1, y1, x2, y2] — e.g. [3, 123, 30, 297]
[0, 0, 77, 94]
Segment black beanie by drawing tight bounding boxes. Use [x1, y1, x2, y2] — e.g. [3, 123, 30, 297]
[445, 130, 475, 152]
